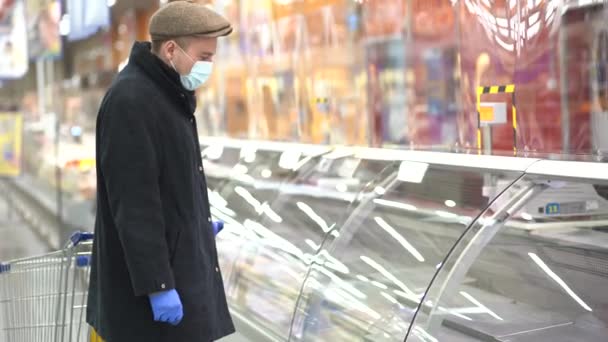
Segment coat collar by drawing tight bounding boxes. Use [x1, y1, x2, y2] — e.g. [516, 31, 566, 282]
[128, 41, 197, 115]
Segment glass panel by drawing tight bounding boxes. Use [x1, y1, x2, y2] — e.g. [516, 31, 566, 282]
[190, 0, 608, 159]
[224, 153, 395, 340]
[408, 175, 608, 342]
[289, 161, 523, 341]
[197, 0, 370, 145]
[201, 143, 243, 191]
[212, 145, 327, 306]
[212, 149, 284, 290]
[211, 145, 332, 228]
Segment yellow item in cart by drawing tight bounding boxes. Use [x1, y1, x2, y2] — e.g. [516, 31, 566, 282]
[91, 328, 104, 342]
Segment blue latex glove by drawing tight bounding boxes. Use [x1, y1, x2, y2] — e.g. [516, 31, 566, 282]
[149, 289, 183, 326]
[212, 220, 224, 236]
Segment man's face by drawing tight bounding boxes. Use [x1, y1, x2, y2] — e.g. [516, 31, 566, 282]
[167, 36, 217, 76]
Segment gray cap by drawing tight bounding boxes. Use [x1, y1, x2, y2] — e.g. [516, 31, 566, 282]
[149, 1, 232, 41]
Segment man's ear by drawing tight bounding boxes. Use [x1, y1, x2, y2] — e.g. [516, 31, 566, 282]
[165, 40, 177, 61]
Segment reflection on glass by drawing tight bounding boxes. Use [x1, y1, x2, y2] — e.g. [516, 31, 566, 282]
[290, 162, 522, 341]
[221, 154, 394, 340]
[528, 252, 593, 312]
[201, 145, 242, 190]
[208, 146, 325, 340]
[192, 0, 608, 159]
[374, 216, 425, 262]
[297, 201, 333, 233]
[374, 198, 418, 211]
[408, 176, 608, 342]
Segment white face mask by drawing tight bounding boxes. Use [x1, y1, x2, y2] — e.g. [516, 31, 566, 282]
[170, 45, 213, 91]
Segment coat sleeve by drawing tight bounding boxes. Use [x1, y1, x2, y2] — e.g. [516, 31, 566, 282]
[98, 92, 174, 296]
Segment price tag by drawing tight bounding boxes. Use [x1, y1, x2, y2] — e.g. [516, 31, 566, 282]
[545, 203, 561, 215]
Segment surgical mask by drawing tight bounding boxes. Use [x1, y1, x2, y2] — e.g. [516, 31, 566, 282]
[170, 45, 213, 91]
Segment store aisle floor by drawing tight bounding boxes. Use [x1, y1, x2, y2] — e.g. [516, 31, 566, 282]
[0, 197, 50, 262]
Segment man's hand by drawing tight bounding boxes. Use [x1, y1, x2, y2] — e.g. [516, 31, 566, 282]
[212, 220, 224, 236]
[149, 289, 183, 325]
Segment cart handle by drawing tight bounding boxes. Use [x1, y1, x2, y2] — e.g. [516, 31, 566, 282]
[70, 231, 94, 247]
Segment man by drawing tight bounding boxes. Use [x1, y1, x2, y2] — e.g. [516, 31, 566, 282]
[87, 2, 234, 341]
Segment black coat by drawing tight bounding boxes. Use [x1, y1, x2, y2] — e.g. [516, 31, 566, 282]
[87, 42, 235, 342]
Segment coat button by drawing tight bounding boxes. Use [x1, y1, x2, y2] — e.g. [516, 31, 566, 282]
[215, 267, 219, 273]
[208, 217, 212, 223]
[161, 283, 166, 289]
[198, 165, 203, 172]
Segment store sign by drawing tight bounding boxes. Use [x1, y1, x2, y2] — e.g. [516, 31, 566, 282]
[0, 113, 23, 177]
[0, 0, 29, 78]
[479, 106, 494, 122]
[25, 0, 62, 60]
[66, 0, 109, 42]
[479, 102, 507, 126]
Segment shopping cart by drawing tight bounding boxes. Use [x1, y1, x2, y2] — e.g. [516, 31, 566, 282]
[0, 231, 94, 342]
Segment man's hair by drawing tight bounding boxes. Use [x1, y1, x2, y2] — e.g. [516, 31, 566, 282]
[151, 36, 192, 54]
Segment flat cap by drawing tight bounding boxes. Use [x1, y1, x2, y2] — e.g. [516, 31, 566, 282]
[149, 1, 232, 41]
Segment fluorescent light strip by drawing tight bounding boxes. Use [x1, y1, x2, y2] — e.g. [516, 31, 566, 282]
[234, 186, 282, 222]
[356, 275, 370, 282]
[394, 289, 422, 303]
[210, 207, 236, 225]
[297, 202, 331, 232]
[435, 210, 458, 219]
[374, 216, 425, 262]
[437, 306, 473, 321]
[460, 291, 503, 321]
[528, 253, 593, 312]
[374, 198, 418, 212]
[393, 291, 473, 321]
[381, 292, 399, 305]
[304, 239, 319, 250]
[318, 250, 350, 274]
[360, 256, 416, 297]
[234, 186, 262, 211]
[261, 203, 283, 223]
[211, 205, 236, 218]
[371, 281, 388, 290]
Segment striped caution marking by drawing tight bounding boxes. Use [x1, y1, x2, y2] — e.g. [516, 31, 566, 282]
[476, 84, 517, 154]
[478, 84, 516, 95]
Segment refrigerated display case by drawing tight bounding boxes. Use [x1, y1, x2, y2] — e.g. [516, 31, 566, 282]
[200, 138, 331, 316]
[408, 161, 608, 342]
[289, 150, 531, 341]
[203, 139, 608, 342]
